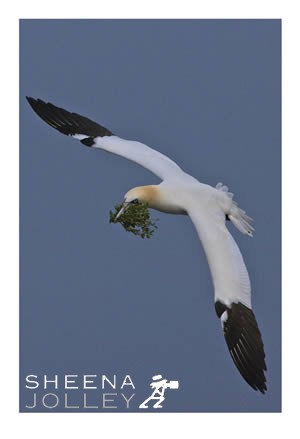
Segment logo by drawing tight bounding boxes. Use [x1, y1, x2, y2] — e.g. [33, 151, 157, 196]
[139, 374, 179, 409]
[22, 373, 179, 411]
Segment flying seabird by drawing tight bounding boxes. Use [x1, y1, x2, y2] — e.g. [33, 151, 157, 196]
[26, 97, 267, 393]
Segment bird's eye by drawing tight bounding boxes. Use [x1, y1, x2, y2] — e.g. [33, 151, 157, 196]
[131, 199, 139, 204]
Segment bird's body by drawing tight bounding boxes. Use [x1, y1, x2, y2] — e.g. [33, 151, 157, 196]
[127, 181, 252, 308]
[26, 97, 267, 393]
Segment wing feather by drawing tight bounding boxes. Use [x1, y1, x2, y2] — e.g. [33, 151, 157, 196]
[188, 206, 267, 392]
[188, 206, 251, 308]
[26, 97, 183, 180]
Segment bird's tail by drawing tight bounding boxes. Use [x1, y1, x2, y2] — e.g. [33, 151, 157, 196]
[216, 182, 254, 237]
[228, 207, 254, 237]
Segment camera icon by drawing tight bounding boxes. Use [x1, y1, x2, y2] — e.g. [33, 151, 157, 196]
[165, 380, 179, 389]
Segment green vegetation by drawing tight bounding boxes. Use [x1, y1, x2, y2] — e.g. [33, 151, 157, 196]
[109, 202, 158, 239]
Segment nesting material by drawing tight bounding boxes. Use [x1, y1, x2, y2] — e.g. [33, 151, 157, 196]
[109, 203, 158, 239]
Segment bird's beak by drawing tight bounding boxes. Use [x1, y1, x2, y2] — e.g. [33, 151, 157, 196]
[114, 202, 130, 222]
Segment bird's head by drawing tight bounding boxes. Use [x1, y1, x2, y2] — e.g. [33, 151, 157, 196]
[114, 185, 159, 221]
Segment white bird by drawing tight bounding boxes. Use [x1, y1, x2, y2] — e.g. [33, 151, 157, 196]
[26, 97, 267, 393]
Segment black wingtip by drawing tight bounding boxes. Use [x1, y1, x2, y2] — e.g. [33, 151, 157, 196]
[25, 97, 113, 140]
[26, 96, 36, 106]
[26, 96, 38, 103]
[215, 301, 267, 394]
[26, 96, 43, 113]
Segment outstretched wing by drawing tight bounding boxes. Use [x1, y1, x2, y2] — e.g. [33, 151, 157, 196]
[26, 97, 183, 181]
[187, 205, 267, 393]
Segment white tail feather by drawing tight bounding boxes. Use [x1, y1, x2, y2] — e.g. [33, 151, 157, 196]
[216, 182, 254, 237]
[228, 213, 254, 237]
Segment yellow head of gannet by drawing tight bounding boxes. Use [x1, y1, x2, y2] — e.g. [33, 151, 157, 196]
[115, 185, 160, 220]
[117, 185, 187, 219]
[125, 185, 160, 206]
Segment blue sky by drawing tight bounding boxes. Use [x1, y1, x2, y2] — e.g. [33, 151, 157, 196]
[20, 19, 281, 412]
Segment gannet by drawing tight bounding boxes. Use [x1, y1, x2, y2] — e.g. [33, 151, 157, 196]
[26, 97, 267, 393]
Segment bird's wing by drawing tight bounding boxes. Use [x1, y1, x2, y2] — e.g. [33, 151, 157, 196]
[187, 204, 267, 393]
[26, 97, 183, 181]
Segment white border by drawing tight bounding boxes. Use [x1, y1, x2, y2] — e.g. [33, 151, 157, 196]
[1, 0, 299, 437]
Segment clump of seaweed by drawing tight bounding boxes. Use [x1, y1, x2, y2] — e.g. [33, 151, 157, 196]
[109, 202, 158, 239]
